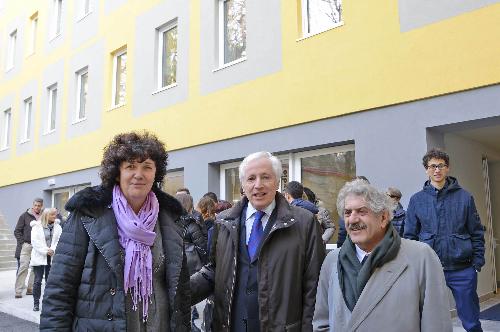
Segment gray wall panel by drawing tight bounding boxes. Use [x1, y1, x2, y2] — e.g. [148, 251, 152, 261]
[16, 80, 38, 155]
[40, 59, 65, 147]
[399, 0, 500, 32]
[199, 0, 282, 95]
[133, 0, 190, 117]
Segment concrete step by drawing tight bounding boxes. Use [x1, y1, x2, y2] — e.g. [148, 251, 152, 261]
[0, 256, 16, 263]
[0, 261, 17, 270]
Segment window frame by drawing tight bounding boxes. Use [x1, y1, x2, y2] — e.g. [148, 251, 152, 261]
[22, 97, 33, 142]
[300, 0, 344, 39]
[219, 144, 355, 201]
[51, 0, 63, 39]
[75, 68, 89, 122]
[217, 0, 247, 68]
[28, 13, 38, 55]
[156, 20, 178, 91]
[6, 29, 17, 70]
[111, 49, 127, 108]
[1, 108, 12, 150]
[47, 84, 58, 133]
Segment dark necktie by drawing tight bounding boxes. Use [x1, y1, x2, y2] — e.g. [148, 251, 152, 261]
[247, 210, 265, 261]
[361, 255, 369, 265]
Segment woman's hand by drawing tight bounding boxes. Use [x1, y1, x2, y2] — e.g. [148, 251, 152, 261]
[47, 249, 55, 256]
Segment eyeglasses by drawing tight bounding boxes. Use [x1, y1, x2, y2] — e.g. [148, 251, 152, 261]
[426, 163, 448, 171]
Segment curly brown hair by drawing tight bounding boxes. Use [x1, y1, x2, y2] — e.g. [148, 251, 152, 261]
[197, 196, 216, 221]
[99, 131, 168, 189]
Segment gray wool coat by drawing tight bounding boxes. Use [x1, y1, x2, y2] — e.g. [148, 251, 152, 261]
[313, 239, 452, 332]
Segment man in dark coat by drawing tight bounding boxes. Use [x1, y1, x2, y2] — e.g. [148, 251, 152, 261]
[13, 198, 43, 298]
[405, 148, 485, 332]
[191, 151, 325, 332]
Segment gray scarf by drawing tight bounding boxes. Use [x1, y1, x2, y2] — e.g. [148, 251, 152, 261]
[337, 224, 401, 311]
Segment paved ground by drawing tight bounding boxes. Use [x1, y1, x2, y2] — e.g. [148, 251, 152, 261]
[0, 311, 39, 331]
[0, 268, 499, 330]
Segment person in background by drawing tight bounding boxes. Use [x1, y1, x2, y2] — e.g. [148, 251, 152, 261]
[191, 151, 325, 331]
[175, 192, 207, 332]
[177, 187, 204, 224]
[405, 148, 485, 332]
[283, 181, 319, 214]
[29, 207, 62, 312]
[40, 131, 191, 331]
[14, 198, 42, 298]
[196, 196, 218, 332]
[313, 180, 452, 331]
[386, 187, 406, 237]
[303, 187, 336, 243]
[203, 192, 218, 204]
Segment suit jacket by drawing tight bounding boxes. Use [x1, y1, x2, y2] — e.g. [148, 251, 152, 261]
[313, 239, 452, 332]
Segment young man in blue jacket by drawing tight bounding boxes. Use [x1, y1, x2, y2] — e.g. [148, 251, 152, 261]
[404, 148, 485, 332]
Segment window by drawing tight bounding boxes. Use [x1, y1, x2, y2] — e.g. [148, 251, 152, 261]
[219, 145, 355, 243]
[22, 98, 33, 141]
[6, 29, 17, 70]
[52, 0, 62, 37]
[162, 170, 184, 196]
[52, 184, 90, 218]
[1, 108, 12, 149]
[47, 84, 58, 132]
[157, 22, 177, 89]
[28, 13, 38, 55]
[302, 0, 343, 36]
[112, 50, 127, 107]
[76, 68, 88, 121]
[218, 0, 246, 66]
[82, 0, 91, 17]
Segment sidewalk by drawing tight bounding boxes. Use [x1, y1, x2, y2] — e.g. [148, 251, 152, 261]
[1, 266, 500, 330]
[0, 269, 40, 325]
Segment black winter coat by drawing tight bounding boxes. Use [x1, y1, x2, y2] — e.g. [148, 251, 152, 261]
[191, 193, 325, 332]
[40, 186, 191, 331]
[184, 215, 208, 276]
[14, 209, 37, 258]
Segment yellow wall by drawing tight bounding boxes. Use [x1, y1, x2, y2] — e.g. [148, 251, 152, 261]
[0, 0, 499, 186]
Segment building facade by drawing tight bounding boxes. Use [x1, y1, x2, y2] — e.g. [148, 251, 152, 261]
[1, 0, 500, 299]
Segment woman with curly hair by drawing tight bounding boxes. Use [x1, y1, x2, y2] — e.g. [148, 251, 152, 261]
[40, 131, 191, 331]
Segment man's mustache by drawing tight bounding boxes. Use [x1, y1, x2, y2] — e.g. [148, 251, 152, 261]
[348, 223, 367, 231]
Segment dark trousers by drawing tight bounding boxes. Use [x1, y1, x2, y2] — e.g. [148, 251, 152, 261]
[444, 266, 482, 332]
[33, 258, 51, 305]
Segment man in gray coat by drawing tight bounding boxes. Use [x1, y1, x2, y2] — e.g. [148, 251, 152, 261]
[313, 180, 452, 331]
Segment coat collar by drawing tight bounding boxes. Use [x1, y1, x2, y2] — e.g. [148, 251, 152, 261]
[348, 250, 408, 330]
[66, 185, 184, 217]
[218, 192, 297, 229]
[81, 208, 125, 285]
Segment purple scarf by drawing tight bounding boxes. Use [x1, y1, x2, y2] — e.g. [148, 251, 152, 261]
[112, 185, 159, 321]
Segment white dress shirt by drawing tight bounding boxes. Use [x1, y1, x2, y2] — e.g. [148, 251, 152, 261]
[245, 199, 276, 245]
[355, 244, 370, 263]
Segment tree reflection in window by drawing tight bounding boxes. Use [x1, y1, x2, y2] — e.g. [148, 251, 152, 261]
[162, 26, 177, 88]
[223, 0, 246, 64]
[306, 0, 342, 35]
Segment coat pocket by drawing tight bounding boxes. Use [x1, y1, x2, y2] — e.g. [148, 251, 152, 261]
[450, 234, 473, 263]
[285, 320, 302, 332]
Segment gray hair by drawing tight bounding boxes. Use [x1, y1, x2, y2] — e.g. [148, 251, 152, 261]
[238, 151, 282, 184]
[386, 187, 402, 199]
[40, 207, 57, 228]
[337, 179, 395, 220]
[175, 192, 194, 213]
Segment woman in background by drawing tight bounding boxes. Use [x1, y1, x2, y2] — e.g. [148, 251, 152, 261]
[30, 207, 62, 312]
